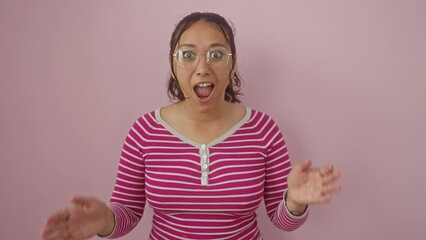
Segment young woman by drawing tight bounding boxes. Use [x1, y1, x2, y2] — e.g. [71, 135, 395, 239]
[41, 12, 341, 240]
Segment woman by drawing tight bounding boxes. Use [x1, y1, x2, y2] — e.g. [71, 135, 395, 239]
[41, 12, 341, 240]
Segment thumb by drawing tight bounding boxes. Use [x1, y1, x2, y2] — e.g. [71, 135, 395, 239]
[71, 195, 95, 206]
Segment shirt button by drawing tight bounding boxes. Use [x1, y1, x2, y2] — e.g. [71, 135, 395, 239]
[201, 144, 206, 149]
[202, 164, 208, 170]
[202, 172, 208, 177]
[203, 154, 207, 159]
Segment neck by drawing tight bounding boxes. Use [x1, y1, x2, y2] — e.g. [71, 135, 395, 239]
[179, 100, 231, 125]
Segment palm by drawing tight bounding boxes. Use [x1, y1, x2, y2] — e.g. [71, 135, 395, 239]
[40, 196, 110, 240]
[287, 160, 341, 205]
[67, 200, 106, 239]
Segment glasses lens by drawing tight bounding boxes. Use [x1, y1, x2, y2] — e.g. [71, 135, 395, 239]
[174, 46, 231, 69]
[175, 47, 198, 69]
[207, 47, 230, 69]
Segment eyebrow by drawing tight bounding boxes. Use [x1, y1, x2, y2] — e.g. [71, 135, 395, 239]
[177, 43, 227, 48]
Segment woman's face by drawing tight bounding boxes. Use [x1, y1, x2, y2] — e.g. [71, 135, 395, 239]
[172, 20, 233, 112]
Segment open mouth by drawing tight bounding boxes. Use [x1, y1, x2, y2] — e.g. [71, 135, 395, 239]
[194, 82, 214, 100]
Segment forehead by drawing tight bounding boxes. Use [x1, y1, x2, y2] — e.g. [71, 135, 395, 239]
[178, 20, 229, 49]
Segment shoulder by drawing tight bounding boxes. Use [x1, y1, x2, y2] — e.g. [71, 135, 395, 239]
[240, 107, 284, 137]
[139, 110, 157, 121]
[130, 109, 160, 129]
[245, 106, 277, 125]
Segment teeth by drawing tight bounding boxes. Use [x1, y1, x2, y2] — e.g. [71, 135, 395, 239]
[196, 82, 213, 87]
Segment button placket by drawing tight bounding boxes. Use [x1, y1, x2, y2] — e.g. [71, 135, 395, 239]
[199, 144, 210, 185]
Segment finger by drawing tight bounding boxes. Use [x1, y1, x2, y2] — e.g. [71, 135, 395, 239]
[71, 196, 105, 216]
[41, 227, 60, 240]
[71, 195, 99, 209]
[294, 159, 312, 172]
[322, 182, 342, 195]
[44, 208, 70, 225]
[71, 195, 91, 205]
[41, 227, 70, 240]
[40, 219, 69, 240]
[317, 193, 333, 203]
[41, 229, 61, 240]
[321, 170, 341, 185]
[317, 183, 342, 203]
[319, 164, 334, 176]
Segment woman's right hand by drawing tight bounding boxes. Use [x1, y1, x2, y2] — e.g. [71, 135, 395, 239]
[40, 196, 115, 240]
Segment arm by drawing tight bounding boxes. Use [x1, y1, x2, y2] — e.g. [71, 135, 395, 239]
[104, 120, 147, 238]
[40, 120, 147, 240]
[263, 124, 309, 231]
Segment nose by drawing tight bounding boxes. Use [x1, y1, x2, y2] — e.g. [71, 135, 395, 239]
[194, 53, 211, 76]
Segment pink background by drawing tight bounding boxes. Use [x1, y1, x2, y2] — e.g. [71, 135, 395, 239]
[1, 0, 425, 239]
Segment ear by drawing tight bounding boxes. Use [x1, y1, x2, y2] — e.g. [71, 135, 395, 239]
[230, 55, 237, 76]
[169, 56, 177, 80]
[230, 64, 237, 80]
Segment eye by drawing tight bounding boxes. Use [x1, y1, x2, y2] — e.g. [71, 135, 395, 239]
[181, 50, 196, 61]
[209, 50, 224, 60]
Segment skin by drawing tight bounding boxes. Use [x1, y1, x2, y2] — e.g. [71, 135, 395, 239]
[171, 20, 235, 114]
[40, 20, 342, 240]
[162, 21, 341, 213]
[161, 20, 246, 144]
[287, 160, 341, 212]
[40, 196, 114, 240]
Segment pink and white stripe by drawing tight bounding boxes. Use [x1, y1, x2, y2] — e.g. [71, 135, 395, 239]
[106, 107, 308, 239]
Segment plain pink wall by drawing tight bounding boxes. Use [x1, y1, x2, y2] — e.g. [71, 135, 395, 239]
[1, 0, 425, 239]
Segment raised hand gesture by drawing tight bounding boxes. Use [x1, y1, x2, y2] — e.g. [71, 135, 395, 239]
[286, 160, 342, 212]
[40, 196, 114, 240]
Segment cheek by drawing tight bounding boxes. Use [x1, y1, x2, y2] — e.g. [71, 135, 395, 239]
[216, 69, 232, 84]
[175, 68, 191, 82]
[175, 69, 193, 93]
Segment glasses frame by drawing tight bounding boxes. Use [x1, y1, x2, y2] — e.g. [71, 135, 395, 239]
[172, 46, 233, 70]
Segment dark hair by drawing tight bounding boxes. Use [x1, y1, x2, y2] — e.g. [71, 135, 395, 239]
[167, 12, 242, 103]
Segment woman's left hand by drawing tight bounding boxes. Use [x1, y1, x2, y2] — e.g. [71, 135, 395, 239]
[287, 160, 341, 206]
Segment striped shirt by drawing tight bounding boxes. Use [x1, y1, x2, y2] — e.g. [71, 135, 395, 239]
[107, 107, 308, 239]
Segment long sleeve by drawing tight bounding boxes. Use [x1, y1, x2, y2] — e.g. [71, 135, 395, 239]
[263, 120, 308, 231]
[103, 109, 308, 239]
[106, 119, 147, 238]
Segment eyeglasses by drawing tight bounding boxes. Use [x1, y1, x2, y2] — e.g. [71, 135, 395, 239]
[172, 46, 232, 70]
